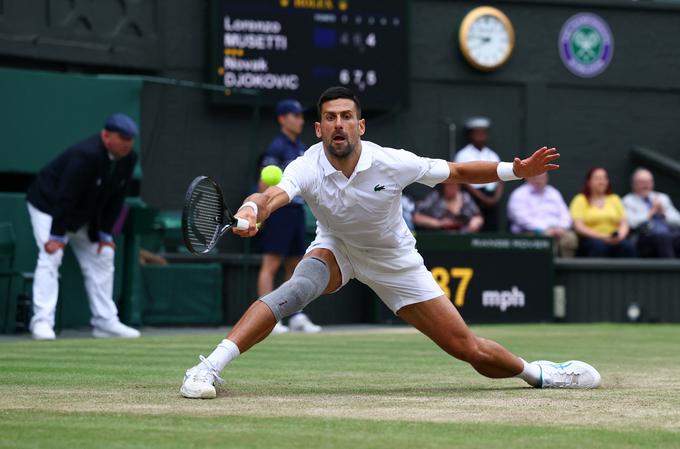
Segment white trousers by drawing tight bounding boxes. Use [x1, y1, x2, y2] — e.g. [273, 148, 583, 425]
[27, 203, 119, 330]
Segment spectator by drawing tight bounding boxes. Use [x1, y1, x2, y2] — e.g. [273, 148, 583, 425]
[623, 168, 680, 258]
[257, 99, 321, 334]
[569, 167, 636, 258]
[25, 113, 141, 340]
[508, 173, 577, 257]
[413, 183, 483, 233]
[454, 117, 502, 232]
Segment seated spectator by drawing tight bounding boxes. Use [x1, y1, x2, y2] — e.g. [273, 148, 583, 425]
[414, 183, 483, 233]
[623, 168, 680, 258]
[570, 167, 636, 258]
[507, 173, 577, 257]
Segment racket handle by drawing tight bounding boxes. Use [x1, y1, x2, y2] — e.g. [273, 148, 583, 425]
[235, 217, 249, 230]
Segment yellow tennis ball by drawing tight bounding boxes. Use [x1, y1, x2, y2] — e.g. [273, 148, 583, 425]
[260, 165, 283, 186]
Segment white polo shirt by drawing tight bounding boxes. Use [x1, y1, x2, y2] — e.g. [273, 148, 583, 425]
[454, 144, 500, 191]
[277, 140, 450, 251]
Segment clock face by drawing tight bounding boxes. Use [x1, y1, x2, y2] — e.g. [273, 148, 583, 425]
[459, 7, 515, 71]
[467, 16, 511, 67]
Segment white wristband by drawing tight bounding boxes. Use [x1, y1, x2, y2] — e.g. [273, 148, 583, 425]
[237, 201, 258, 218]
[497, 162, 521, 181]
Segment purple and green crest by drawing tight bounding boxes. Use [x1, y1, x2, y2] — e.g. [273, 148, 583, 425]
[559, 13, 613, 78]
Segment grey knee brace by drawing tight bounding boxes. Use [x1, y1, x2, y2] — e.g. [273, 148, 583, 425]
[259, 257, 330, 321]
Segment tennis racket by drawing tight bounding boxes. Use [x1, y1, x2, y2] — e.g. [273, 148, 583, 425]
[182, 176, 249, 254]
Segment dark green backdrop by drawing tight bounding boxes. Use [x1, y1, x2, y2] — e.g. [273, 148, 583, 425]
[1, 0, 680, 246]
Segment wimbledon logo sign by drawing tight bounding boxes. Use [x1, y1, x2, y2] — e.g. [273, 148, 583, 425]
[558, 13, 613, 78]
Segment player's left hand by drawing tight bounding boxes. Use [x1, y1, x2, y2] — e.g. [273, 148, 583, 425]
[97, 240, 116, 254]
[512, 147, 560, 179]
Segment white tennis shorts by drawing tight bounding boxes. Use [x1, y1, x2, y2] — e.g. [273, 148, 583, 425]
[306, 233, 445, 314]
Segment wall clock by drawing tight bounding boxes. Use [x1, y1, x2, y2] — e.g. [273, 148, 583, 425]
[459, 6, 515, 72]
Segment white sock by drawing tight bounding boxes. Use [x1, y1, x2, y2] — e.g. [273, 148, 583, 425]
[516, 358, 542, 387]
[206, 339, 240, 373]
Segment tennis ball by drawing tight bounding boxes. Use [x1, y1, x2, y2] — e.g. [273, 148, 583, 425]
[261, 165, 283, 186]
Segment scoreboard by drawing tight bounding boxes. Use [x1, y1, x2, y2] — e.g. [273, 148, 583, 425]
[210, 0, 408, 109]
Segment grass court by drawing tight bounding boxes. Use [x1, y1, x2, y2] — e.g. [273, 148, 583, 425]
[1, 323, 679, 449]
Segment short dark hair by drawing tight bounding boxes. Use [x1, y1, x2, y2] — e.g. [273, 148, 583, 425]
[317, 86, 362, 119]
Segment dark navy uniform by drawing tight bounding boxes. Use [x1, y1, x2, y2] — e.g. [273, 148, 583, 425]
[259, 131, 306, 257]
[27, 134, 136, 241]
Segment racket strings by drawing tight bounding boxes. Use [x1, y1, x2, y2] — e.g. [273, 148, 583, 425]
[186, 181, 223, 252]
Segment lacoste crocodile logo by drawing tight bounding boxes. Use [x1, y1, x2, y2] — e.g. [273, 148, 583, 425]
[374, 184, 386, 192]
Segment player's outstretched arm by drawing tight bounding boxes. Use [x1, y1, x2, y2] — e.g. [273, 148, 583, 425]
[445, 146, 560, 184]
[233, 186, 290, 237]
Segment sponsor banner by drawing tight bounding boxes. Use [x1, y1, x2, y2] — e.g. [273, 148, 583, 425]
[419, 235, 553, 323]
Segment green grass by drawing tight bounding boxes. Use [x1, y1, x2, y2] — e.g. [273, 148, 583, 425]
[1, 324, 679, 448]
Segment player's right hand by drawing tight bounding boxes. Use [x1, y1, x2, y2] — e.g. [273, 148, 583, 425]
[233, 209, 258, 238]
[44, 240, 65, 254]
[512, 146, 560, 178]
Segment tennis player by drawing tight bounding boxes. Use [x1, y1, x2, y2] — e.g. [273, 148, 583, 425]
[180, 87, 601, 398]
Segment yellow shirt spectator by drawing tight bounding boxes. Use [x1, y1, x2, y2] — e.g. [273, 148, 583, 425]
[569, 193, 626, 236]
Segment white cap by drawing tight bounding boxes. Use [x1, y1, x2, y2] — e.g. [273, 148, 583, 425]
[464, 117, 491, 129]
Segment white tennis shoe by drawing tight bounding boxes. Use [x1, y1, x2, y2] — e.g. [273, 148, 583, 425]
[289, 313, 321, 333]
[532, 360, 602, 389]
[31, 320, 56, 340]
[271, 322, 290, 335]
[92, 320, 140, 338]
[180, 356, 223, 399]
